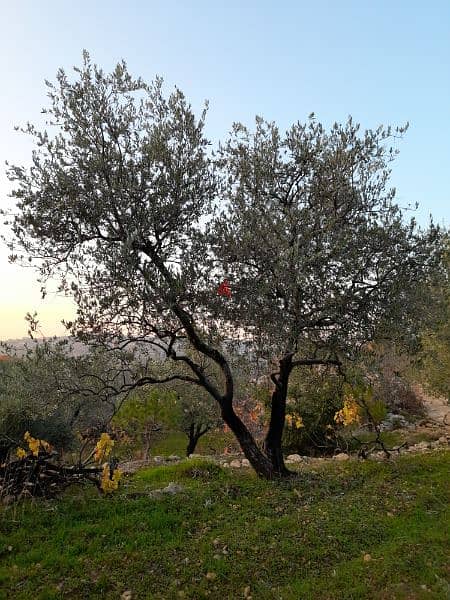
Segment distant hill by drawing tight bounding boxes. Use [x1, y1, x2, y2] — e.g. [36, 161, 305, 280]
[0, 336, 166, 359]
[0, 336, 89, 357]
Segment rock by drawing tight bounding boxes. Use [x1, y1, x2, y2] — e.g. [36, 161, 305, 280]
[230, 459, 241, 468]
[333, 453, 350, 461]
[162, 482, 183, 495]
[147, 490, 163, 499]
[363, 553, 372, 562]
[121, 591, 132, 600]
[188, 453, 202, 459]
[241, 458, 250, 467]
[153, 456, 164, 463]
[414, 441, 431, 450]
[168, 455, 180, 461]
[222, 463, 231, 468]
[205, 572, 217, 581]
[286, 454, 302, 463]
[370, 451, 386, 461]
[438, 436, 448, 445]
[430, 440, 440, 449]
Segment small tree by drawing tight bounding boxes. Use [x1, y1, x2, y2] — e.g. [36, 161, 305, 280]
[4, 53, 441, 478]
[113, 387, 179, 458]
[175, 386, 222, 456]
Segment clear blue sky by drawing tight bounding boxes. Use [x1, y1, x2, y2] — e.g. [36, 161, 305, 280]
[0, 0, 449, 338]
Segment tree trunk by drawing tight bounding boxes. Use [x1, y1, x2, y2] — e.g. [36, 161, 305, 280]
[264, 355, 293, 476]
[142, 434, 151, 460]
[221, 405, 282, 479]
[186, 423, 210, 456]
[186, 435, 199, 457]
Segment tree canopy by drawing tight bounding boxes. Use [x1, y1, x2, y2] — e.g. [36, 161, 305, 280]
[3, 53, 442, 477]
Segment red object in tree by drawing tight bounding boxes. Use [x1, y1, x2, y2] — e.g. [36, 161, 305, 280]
[217, 279, 232, 298]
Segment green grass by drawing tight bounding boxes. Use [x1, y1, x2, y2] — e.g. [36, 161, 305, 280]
[351, 428, 441, 449]
[135, 430, 237, 459]
[1, 451, 449, 599]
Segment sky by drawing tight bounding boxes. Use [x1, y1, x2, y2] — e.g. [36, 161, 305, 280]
[0, 0, 449, 340]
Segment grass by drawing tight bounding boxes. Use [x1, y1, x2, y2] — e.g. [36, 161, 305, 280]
[151, 430, 237, 457]
[149, 427, 440, 461]
[351, 428, 443, 449]
[0, 451, 449, 599]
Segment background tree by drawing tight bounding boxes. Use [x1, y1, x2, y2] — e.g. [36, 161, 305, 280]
[3, 53, 442, 478]
[0, 339, 120, 459]
[417, 242, 450, 401]
[174, 385, 222, 456]
[113, 387, 179, 459]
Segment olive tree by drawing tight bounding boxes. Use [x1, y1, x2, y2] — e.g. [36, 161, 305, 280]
[211, 116, 441, 473]
[3, 53, 441, 478]
[0, 339, 120, 456]
[174, 385, 222, 456]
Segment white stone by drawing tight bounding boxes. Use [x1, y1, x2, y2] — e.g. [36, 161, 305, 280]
[333, 453, 350, 461]
[241, 458, 250, 467]
[415, 441, 430, 450]
[162, 482, 183, 494]
[230, 459, 241, 468]
[286, 454, 302, 463]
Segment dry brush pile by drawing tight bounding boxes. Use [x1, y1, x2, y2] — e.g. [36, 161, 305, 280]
[0, 432, 122, 504]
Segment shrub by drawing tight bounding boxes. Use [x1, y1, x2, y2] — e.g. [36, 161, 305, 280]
[282, 367, 345, 456]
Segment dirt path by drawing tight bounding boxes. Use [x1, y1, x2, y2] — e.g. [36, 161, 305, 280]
[415, 385, 450, 429]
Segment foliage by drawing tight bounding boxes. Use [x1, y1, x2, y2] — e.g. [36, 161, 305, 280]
[282, 367, 345, 455]
[418, 243, 450, 400]
[0, 340, 121, 459]
[94, 432, 114, 462]
[21, 431, 51, 457]
[113, 388, 180, 458]
[100, 463, 122, 494]
[338, 380, 388, 428]
[174, 384, 222, 455]
[3, 52, 442, 477]
[357, 342, 425, 416]
[2, 431, 122, 501]
[334, 394, 361, 427]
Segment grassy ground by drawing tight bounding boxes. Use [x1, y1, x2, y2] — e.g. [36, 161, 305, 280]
[124, 426, 441, 462]
[150, 430, 237, 458]
[0, 451, 449, 599]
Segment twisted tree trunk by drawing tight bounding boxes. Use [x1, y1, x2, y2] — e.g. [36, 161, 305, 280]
[264, 355, 293, 476]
